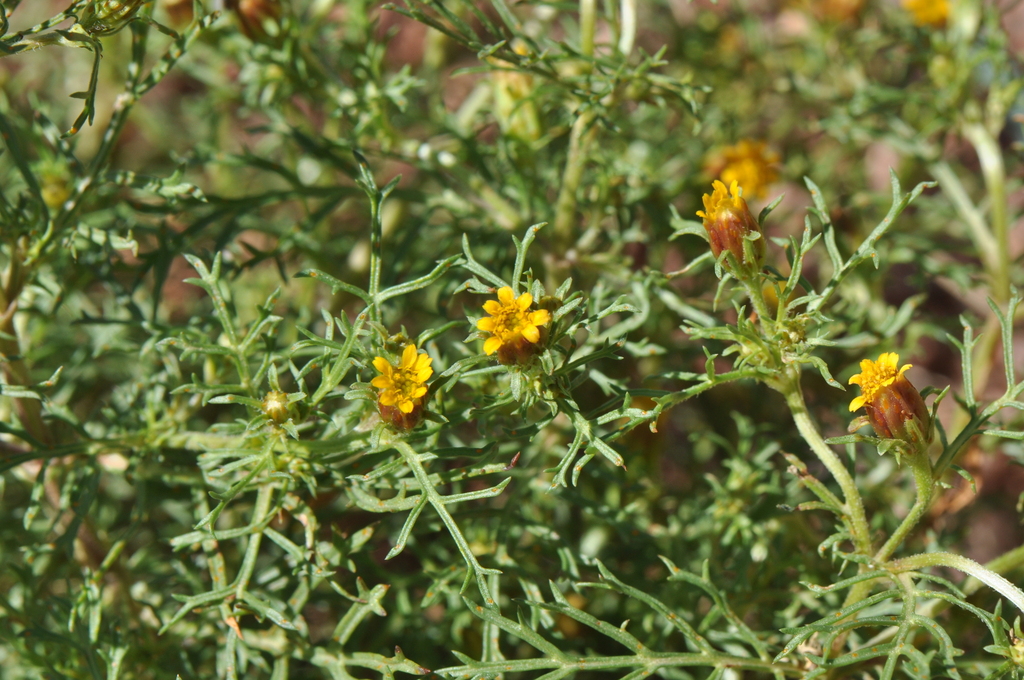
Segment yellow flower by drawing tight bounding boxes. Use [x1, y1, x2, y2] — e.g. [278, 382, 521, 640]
[476, 287, 551, 363]
[706, 141, 779, 200]
[696, 179, 765, 269]
[902, 0, 948, 27]
[371, 344, 433, 415]
[849, 352, 930, 443]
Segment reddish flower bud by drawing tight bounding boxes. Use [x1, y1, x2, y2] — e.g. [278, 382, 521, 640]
[849, 352, 930, 444]
[696, 180, 765, 271]
[227, 0, 283, 42]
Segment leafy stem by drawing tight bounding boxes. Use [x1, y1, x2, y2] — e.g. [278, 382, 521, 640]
[873, 451, 933, 563]
[780, 368, 872, 556]
[890, 551, 1024, 617]
[388, 437, 500, 606]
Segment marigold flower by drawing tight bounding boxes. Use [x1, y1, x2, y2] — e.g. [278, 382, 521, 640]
[849, 352, 930, 443]
[902, 0, 948, 27]
[696, 179, 765, 269]
[477, 287, 551, 364]
[705, 141, 779, 200]
[371, 344, 433, 429]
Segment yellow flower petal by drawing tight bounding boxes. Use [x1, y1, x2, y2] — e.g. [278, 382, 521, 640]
[483, 300, 503, 315]
[517, 292, 533, 310]
[530, 309, 551, 326]
[372, 356, 392, 374]
[371, 376, 391, 389]
[497, 286, 515, 304]
[848, 352, 915, 414]
[484, 336, 502, 355]
[399, 399, 414, 414]
[379, 391, 398, 406]
[521, 325, 540, 343]
[411, 385, 427, 399]
[401, 344, 418, 368]
[477, 317, 496, 332]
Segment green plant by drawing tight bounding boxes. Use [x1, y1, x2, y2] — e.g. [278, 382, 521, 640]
[3, 0, 1024, 678]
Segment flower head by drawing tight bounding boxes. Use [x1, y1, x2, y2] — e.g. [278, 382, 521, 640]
[477, 287, 551, 364]
[705, 141, 779, 200]
[372, 344, 433, 429]
[849, 352, 930, 443]
[696, 180, 765, 269]
[902, 0, 948, 27]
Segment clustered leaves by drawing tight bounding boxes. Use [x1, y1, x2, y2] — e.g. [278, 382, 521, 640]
[1, 1, 1024, 680]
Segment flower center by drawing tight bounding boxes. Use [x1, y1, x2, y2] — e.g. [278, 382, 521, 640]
[491, 305, 530, 340]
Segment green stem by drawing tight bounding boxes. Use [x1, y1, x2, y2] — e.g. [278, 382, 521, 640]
[617, 0, 636, 55]
[874, 453, 933, 563]
[579, 0, 595, 58]
[965, 544, 1024, 596]
[552, 110, 598, 246]
[890, 551, 1024, 616]
[437, 652, 803, 677]
[740, 275, 776, 337]
[782, 375, 872, 556]
[234, 481, 275, 600]
[368, 191, 383, 323]
[928, 161, 999, 284]
[963, 123, 1010, 303]
[391, 438, 498, 606]
[0, 254, 49, 447]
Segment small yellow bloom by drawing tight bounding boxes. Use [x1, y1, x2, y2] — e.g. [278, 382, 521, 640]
[902, 0, 948, 27]
[696, 179, 765, 268]
[849, 352, 930, 443]
[477, 287, 551, 363]
[706, 141, 779, 201]
[371, 344, 433, 415]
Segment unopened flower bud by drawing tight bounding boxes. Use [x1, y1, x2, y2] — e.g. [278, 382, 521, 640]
[696, 179, 765, 271]
[163, 0, 194, 28]
[78, 0, 148, 36]
[261, 390, 290, 424]
[849, 352, 930, 445]
[488, 40, 541, 143]
[227, 0, 283, 42]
